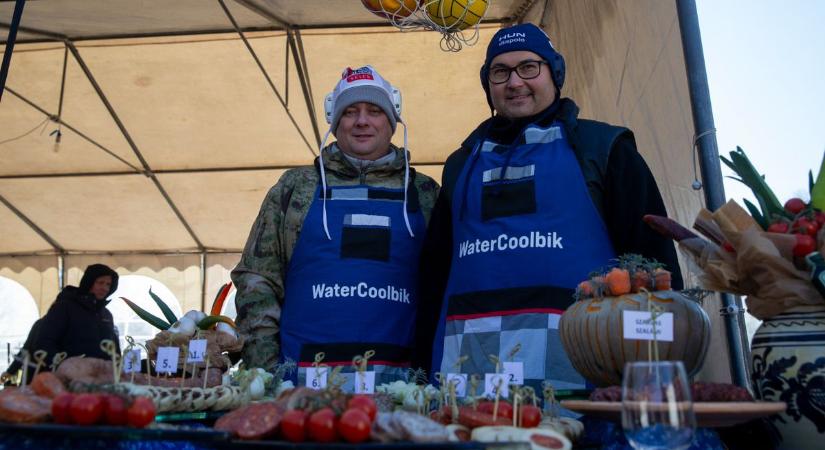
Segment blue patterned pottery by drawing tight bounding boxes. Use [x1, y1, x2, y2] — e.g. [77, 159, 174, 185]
[750, 305, 825, 450]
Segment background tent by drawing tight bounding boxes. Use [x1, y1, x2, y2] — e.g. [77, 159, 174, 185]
[1, 0, 738, 382]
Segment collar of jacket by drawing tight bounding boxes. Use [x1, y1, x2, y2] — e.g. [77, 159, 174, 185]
[460, 97, 581, 149]
[57, 286, 111, 311]
[315, 143, 407, 180]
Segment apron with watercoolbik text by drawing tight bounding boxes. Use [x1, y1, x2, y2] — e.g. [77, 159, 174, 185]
[280, 180, 426, 391]
[432, 121, 616, 393]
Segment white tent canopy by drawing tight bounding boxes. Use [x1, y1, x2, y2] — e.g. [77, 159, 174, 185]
[2, 0, 720, 376]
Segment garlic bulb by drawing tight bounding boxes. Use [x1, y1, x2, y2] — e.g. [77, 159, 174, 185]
[168, 316, 197, 336]
[183, 309, 207, 324]
[215, 321, 238, 340]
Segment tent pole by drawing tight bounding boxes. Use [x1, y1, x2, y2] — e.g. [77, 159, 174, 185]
[57, 254, 65, 290]
[200, 252, 207, 312]
[65, 41, 206, 251]
[4, 87, 143, 172]
[0, 0, 26, 102]
[0, 194, 64, 254]
[675, 0, 751, 389]
[216, 0, 317, 157]
[288, 29, 321, 147]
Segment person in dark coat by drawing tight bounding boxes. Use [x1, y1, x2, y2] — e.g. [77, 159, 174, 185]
[35, 264, 121, 366]
[1, 318, 43, 384]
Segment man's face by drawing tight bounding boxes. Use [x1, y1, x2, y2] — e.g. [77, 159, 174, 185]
[90, 275, 112, 300]
[335, 102, 393, 161]
[488, 50, 557, 119]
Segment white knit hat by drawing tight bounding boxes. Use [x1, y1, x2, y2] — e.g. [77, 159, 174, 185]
[326, 66, 401, 134]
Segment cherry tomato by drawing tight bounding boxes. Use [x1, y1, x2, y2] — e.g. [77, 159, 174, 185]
[51, 393, 75, 424]
[70, 393, 104, 426]
[722, 241, 736, 253]
[477, 400, 513, 419]
[785, 197, 807, 215]
[126, 397, 156, 428]
[337, 408, 372, 443]
[767, 222, 789, 233]
[794, 218, 819, 237]
[307, 407, 338, 442]
[815, 211, 825, 226]
[793, 234, 817, 257]
[103, 395, 128, 426]
[347, 395, 377, 422]
[280, 409, 308, 442]
[518, 404, 542, 428]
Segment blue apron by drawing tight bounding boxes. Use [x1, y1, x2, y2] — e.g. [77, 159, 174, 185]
[432, 122, 616, 393]
[281, 182, 426, 391]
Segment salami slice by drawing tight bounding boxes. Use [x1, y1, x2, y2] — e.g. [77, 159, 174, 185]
[235, 403, 284, 440]
[214, 406, 248, 435]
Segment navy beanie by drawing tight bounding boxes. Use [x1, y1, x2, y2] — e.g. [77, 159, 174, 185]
[480, 23, 565, 110]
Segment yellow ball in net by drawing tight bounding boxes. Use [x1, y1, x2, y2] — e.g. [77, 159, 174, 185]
[425, 0, 489, 31]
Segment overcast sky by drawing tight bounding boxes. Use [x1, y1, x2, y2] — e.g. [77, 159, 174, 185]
[696, 0, 825, 206]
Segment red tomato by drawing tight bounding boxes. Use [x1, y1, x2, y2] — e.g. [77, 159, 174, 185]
[103, 395, 128, 426]
[477, 400, 513, 419]
[126, 397, 156, 428]
[307, 407, 338, 442]
[793, 234, 817, 257]
[347, 395, 377, 422]
[794, 218, 819, 237]
[767, 222, 789, 233]
[337, 408, 372, 443]
[51, 393, 75, 424]
[70, 393, 104, 426]
[785, 198, 807, 215]
[280, 409, 308, 442]
[815, 212, 825, 226]
[518, 405, 542, 428]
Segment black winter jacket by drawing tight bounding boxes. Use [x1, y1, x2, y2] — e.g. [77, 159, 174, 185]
[36, 264, 121, 364]
[413, 99, 683, 371]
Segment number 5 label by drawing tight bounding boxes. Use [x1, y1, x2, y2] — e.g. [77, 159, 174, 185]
[155, 346, 179, 374]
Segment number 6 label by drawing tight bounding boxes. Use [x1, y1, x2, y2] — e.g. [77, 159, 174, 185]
[305, 367, 328, 390]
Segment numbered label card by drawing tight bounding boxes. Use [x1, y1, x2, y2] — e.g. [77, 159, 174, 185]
[446, 373, 468, 397]
[622, 311, 674, 342]
[502, 362, 524, 385]
[483, 373, 510, 398]
[305, 367, 328, 390]
[155, 346, 180, 374]
[187, 339, 207, 363]
[354, 371, 376, 394]
[123, 349, 141, 373]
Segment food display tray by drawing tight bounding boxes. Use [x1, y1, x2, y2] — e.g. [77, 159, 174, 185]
[0, 422, 230, 442]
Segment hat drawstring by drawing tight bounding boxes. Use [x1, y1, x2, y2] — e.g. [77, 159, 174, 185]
[401, 120, 414, 238]
[318, 129, 333, 240]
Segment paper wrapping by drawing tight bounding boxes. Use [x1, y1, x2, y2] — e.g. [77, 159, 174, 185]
[678, 200, 825, 320]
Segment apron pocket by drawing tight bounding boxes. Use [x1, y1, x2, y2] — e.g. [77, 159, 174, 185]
[340, 214, 391, 261]
[481, 179, 536, 221]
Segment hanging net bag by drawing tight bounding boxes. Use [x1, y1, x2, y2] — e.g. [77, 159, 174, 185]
[361, 0, 491, 52]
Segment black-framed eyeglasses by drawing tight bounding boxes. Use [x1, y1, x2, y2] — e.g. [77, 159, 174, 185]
[488, 60, 548, 84]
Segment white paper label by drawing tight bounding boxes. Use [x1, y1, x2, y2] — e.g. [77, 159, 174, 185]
[502, 362, 524, 385]
[186, 339, 208, 363]
[484, 373, 510, 398]
[354, 371, 376, 394]
[155, 346, 179, 374]
[623, 311, 674, 342]
[446, 373, 468, 397]
[305, 367, 328, 390]
[123, 349, 141, 373]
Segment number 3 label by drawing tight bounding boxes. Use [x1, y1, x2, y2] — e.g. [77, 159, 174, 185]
[354, 371, 375, 394]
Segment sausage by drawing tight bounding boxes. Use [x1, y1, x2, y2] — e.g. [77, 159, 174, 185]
[30, 372, 66, 399]
[0, 388, 51, 424]
[391, 410, 449, 443]
[235, 403, 284, 440]
[213, 406, 248, 435]
[643, 215, 698, 242]
[456, 406, 512, 429]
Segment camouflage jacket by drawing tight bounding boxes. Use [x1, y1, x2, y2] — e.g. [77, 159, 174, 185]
[231, 144, 439, 369]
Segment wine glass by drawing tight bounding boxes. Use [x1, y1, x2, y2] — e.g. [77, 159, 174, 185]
[621, 361, 696, 450]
